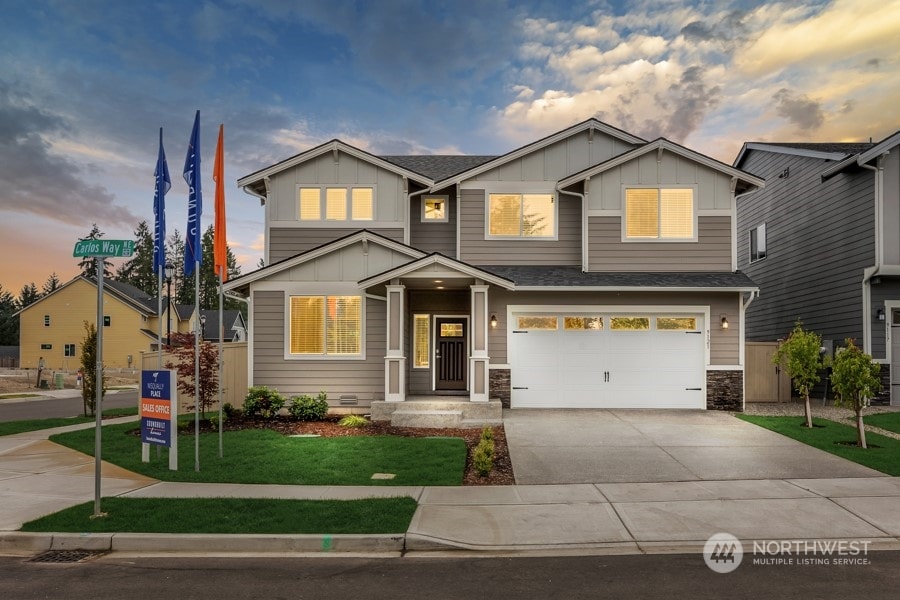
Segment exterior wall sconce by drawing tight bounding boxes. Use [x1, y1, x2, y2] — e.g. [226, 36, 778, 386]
[490, 314, 498, 328]
[720, 314, 729, 329]
[876, 308, 885, 321]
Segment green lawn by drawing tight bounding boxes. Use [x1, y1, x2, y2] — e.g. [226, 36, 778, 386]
[50, 423, 466, 486]
[20, 496, 417, 534]
[0, 407, 138, 437]
[737, 415, 900, 476]
[864, 412, 900, 435]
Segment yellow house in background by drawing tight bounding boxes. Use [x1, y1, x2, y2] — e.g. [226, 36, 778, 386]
[17, 276, 167, 370]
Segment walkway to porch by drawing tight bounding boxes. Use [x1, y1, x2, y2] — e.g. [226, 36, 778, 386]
[370, 396, 503, 428]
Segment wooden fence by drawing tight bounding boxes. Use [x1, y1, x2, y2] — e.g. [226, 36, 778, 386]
[141, 342, 247, 412]
[745, 342, 792, 403]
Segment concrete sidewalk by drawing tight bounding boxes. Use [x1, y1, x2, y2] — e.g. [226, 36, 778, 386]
[1, 421, 900, 556]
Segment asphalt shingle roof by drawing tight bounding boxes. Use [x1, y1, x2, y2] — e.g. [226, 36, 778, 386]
[97, 278, 159, 313]
[478, 266, 757, 289]
[755, 142, 875, 155]
[380, 155, 497, 181]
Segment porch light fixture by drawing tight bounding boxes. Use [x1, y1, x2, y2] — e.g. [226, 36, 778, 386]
[490, 314, 498, 328]
[720, 314, 729, 329]
[876, 308, 885, 321]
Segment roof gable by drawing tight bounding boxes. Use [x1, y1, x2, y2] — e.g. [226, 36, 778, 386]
[359, 253, 516, 290]
[733, 141, 875, 168]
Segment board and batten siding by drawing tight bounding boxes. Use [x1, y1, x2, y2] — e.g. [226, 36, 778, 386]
[459, 189, 581, 266]
[268, 228, 404, 264]
[486, 289, 741, 366]
[409, 189, 457, 257]
[473, 129, 637, 182]
[587, 216, 732, 272]
[736, 150, 875, 346]
[252, 290, 386, 402]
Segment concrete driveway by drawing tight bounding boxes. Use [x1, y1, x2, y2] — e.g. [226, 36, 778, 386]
[504, 409, 886, 485]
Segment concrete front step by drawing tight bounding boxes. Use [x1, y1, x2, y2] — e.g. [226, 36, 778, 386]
[390, 410, 463, 428]
[371, 399, 504, 428]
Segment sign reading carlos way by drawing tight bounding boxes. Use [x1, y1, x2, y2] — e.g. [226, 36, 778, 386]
[141, 370, 174, 447]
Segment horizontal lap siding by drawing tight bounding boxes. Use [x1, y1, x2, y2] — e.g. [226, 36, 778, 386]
[588, 216, 732, 271]
[409, 193, 456, 257]
[268, 228, 404, 264]
[252, 291, 386, 402]
[736, 151, 874, 344]
[459, 190, 581, 265]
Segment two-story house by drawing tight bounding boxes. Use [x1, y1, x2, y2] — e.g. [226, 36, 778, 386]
[224, 119, 764, 425]
[734, 131, 900, 406]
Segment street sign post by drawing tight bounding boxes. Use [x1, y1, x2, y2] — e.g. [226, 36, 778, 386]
[73, 239, 135, 258]
[72, 239, 135, 517]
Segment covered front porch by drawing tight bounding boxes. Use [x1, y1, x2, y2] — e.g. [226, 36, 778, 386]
[360, 254, 513, 426]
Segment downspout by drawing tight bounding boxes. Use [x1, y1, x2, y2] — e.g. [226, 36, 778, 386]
[557, 185, 587, 271]
[242, 179, 270, 266]
[860, 155, 885, 355]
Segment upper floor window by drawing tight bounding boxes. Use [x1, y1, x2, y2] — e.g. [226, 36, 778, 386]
[289, 295, 361, 356]
[298, 187, 374, 222]
[103, 315, 111, 327]
[44, 315, 50, 327]
[750, 223, 767, 263]
[64, 343, 76, 357]
[422, 196, 448, 223]
[488, 193, 555, 239]
[624, 188, 695, 240]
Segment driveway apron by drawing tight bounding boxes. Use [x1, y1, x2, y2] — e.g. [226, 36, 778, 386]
[503, 409, 886, 485]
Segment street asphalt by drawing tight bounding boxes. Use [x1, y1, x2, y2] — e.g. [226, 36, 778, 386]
[1, 391, 899, 558]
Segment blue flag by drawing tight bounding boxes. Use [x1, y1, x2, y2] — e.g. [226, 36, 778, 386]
[183, 110, 202, 276]
[153, 128, 171, 273]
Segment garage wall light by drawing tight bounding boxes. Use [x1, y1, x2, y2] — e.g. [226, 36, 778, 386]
[490, 314, 498, 328]
[720, 314, 729, 329]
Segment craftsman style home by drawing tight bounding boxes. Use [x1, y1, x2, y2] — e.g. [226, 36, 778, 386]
[735, 131, 900, 405]
[224, 119, 764, 425]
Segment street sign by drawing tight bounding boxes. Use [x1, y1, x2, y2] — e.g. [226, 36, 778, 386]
[73, 239, 135, 257]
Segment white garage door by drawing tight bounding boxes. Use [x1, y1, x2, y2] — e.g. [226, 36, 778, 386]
[509, 311, 706, 409]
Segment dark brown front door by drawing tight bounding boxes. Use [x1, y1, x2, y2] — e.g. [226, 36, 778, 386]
[435, 318, 467, 390]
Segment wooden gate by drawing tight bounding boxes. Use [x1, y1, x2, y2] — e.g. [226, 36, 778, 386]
[745, 342, 792, 403]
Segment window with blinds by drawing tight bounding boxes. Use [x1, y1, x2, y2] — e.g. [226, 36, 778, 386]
[413, 314, 429, 368]
[352, 188, 374, 220]
[325, 189, 347, 220]
[290, 295, 361, 356]
[296, 187, 374, 222]
[488, 193, 554, 238]
[299, 188, 321, 220]
[625, 188, 695, 240]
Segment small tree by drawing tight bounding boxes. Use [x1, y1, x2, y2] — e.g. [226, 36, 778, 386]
[772, 322, 823, 428]
[830, 339, 882, 449]
[80, 321, 106, 416]
[165, 332, 219, 417]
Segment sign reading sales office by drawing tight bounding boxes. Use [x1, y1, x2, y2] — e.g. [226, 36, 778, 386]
[140, 370, 175, 447]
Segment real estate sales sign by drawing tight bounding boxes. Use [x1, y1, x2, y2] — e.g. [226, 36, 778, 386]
[141, 370, 174, 447]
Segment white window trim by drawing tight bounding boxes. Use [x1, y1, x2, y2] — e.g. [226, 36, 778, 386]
[421, 195, 449, 223]
[484, 191, 559, 241]
[749, 222, 767, 263]
[283, 291, 367, 361]
[412, 313, 430, 369]
[620, 185, 699, 243]
[296, 184, 377, 222]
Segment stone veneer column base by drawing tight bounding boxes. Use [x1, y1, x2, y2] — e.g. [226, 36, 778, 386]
[707, 370, 743, 411]
[490, 369, 511, 409]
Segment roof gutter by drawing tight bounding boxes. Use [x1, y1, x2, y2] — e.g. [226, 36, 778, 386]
[557, 183, 587, 272]
[405, 181, 433, 246]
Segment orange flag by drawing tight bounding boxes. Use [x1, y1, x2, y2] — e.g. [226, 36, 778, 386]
[213, 124, 227, 282]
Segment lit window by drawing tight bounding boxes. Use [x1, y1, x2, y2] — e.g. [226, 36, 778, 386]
[516, 316, 558, 330]
[298, 187, 374, 222]
[422, 196, 448, 222]
[625, 188, 694, 240]
[413, 314, 429, 368]
[352, 188, 374, 220]
[656, 317, 697, 331]
[489, 193, 554, 238]
[611, 317, 650, 330]
[325, 188, 347, 220]
[299, 188, 321, 220]
[564, 317, 603, 330]
[289, 296, 361, 356]
[750, 223, 767, 262]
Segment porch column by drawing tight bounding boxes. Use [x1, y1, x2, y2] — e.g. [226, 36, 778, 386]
[385, 283, 406, 402]
[469, 283, 489, 402]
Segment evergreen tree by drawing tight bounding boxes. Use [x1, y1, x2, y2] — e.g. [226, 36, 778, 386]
[41, 273, 61, 296]
[0, 284, 18, 345]
[77, 224, 113, 279]
[167, 228, 191, 306]
[115, 220, 157, 296]
[198, 225, 241, 310]
[17, 282, 40, 309]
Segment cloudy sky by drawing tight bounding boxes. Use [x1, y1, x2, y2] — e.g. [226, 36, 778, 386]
[1, 0, 898, 294]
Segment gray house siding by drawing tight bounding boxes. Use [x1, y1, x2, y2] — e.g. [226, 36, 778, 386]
[486, 289, 741, 365]
[409, 189, 457, 257]
[269, 228, 405, 264]
[587, 216, 732, 272]
[252, 290, 386, 403]
[459, 189, 581, 266]
[736, 150, 874, 345]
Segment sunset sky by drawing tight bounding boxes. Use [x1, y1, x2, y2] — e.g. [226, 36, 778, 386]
[1, 0, 898, 295]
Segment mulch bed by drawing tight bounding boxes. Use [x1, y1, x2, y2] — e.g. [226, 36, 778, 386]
[192, 415, 515, 486]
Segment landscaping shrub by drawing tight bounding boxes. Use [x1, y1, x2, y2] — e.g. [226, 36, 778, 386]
[480, 426, 494, 443]
[243, 386, 286, 419]
[472, 441, 493, 477]
[222, 403, 240, 419]
[338, 414, 370, 428]
[288, 392, 329, 421]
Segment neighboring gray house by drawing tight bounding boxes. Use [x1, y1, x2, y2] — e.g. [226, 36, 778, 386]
[734, 131, 900, 405]
[225, 119, 764, 425]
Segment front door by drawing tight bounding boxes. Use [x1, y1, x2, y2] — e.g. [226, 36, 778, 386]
[435, 317, 467, 390]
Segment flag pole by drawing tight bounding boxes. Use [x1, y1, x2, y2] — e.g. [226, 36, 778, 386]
[194, 265, 200, 472]
[213, 123, 227, 459]
[158, 263, 163, 369]
[218, 273, 224, 458]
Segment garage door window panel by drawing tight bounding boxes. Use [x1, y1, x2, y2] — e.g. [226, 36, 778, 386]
[610, 317, 650, 330]
[564, 316, 603, 330]
[516, 316, 558, 330]
[656, 317, 698, 331]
